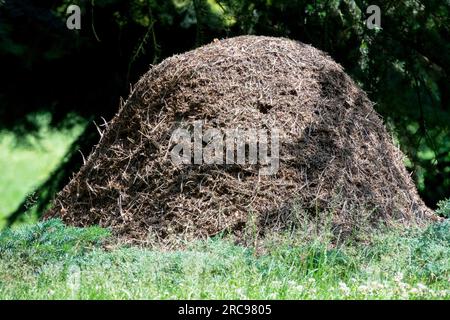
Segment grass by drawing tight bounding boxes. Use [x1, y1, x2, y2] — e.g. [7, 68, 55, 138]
[0, 113, 84, 227]
[0, 218, 449, 299]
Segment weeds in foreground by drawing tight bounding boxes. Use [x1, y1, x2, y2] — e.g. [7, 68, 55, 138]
[0, 217, 448, 300]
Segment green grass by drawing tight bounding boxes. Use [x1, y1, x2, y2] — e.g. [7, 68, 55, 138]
[0, 114, 84, 227]
[0, 218, 448, 300]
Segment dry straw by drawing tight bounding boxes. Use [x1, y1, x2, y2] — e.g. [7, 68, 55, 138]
[45, 36, 436, 245]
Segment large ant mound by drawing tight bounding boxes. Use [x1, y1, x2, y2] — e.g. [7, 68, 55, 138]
[45, 36, 435, 243]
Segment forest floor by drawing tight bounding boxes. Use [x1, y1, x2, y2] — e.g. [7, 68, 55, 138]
[0, 116, 449, 300]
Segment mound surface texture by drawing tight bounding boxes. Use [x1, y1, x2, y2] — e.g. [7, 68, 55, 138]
[46, 36, 433, 241]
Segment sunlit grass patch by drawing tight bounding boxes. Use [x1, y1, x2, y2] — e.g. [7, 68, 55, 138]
[0, 113, 84, 227]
